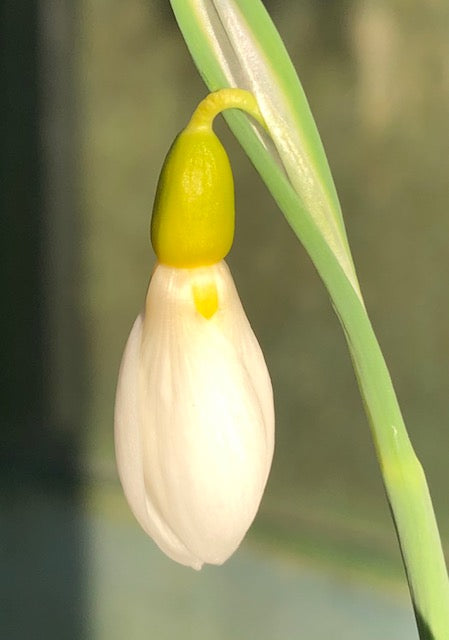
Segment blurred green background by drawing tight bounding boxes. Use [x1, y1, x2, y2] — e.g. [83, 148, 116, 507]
[1, 1, 448, 638]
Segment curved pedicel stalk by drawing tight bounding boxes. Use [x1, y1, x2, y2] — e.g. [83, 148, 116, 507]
[169, 1, 449, 638]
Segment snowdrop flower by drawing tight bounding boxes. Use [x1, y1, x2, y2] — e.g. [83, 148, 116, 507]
[115, 90, 274, 570]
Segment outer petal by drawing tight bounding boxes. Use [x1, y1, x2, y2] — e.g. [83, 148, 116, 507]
[114, 260, 274, 569]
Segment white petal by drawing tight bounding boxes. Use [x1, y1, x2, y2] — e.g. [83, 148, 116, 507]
[115, 260, 274, 569]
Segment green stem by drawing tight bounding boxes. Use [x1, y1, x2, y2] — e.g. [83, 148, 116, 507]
[334, 272, 449, 640]
[264, 154, 449, 639]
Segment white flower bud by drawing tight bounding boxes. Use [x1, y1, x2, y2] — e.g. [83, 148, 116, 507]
[114, 260, 274, 569]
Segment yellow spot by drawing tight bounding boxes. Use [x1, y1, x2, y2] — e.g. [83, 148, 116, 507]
[192, 281, 218, 319]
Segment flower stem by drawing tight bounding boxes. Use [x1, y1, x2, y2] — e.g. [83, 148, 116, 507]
[334, 272, 449, 640]
[278, 178, 449, 638]
[186, 88, 266, 132]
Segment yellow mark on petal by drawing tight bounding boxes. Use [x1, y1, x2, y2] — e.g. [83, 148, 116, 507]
[192, 281, 218, 319]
